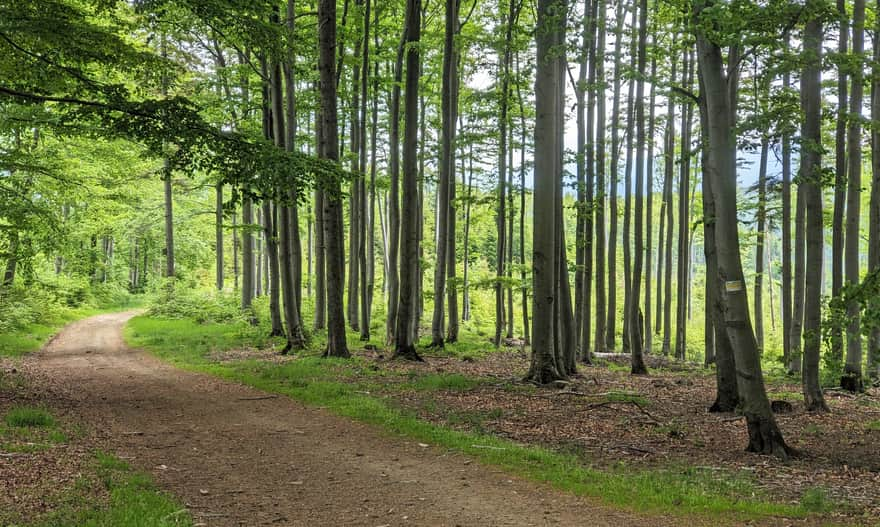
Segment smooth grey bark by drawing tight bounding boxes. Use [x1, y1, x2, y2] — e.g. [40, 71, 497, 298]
[660, 43, 676, 356]
[393, 0, 423, 361]
[318, 0, 350, 358]
[233, 209, 239, 291]
[781, 33, 793, 370]
[869, 0, 880, 381]
[462, 143, 473, 322]
[574, 0, 591, 359]
[347, 14, 362, 333]
[431, 0, 460, 348]
[629, 0, 647, 374]
[644, 42, 656, 357]
[831, 0, 848, 364]
[494, 0, 515, 348]
[791, 184, 805, 374]
[163, 162, 174, 278]
[843, 0, 865, 392]
[358, 0, 372, 341]
[675, 48, 693, 361]
[695, 10, 790, 458]
[754, 137, 768, 354]
[367, 4, 379, 332]
[446, 32, 461, 344]
[216, 183, 223, 290]
[516, 55, 530, 345]
[621, 0, 636, 355]
[593, 0, 607, 354]
[242, 197, 255, 312]
[314, 188, 326, 329]
[526, 0, 566, 384]
[605, 0, 625, 352]
[386, 26, 405, 345]
[800, 13, 829, 411]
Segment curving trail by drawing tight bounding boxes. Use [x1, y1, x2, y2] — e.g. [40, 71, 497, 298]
[30, 312, 705, 526]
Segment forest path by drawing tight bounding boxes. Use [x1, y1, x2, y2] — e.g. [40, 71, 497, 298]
[30, 312, 706, 526]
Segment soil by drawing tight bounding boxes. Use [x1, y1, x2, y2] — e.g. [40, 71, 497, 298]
[6, 312, 708, 527]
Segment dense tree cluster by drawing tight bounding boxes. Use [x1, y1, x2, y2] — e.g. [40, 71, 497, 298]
[3, 0, 880, 458]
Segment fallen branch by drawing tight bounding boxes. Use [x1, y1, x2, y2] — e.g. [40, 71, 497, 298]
[237, 395, 278, 401]
[581, 400, 661, 425]
[470, 444, 506, 450]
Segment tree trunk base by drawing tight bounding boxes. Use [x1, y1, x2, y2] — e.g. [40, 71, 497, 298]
[392, 345, 424, 361]
[840, 373, 864, 393]
[745, 414, 794, 461]
[708, 395, 738, 413]
[427, 337, 444, 349]
[523, 365, 566, 386]
[630, 355, 648, 375]
[268, 329, 285, 338]
[359, 332, 370, 342]
[803, 396, 830, 413]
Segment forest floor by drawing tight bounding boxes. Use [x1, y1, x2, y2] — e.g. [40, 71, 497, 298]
[2, 312, 877, 526]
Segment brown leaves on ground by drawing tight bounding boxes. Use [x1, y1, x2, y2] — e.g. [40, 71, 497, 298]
[350, 349, 880, 523]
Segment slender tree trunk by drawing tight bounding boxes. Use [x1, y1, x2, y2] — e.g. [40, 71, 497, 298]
[791, 185, 805, 374]
[215, 183, 224, 290]
[661, 43, 676, 356]
[869, 0, 880, 381]
[446, 34, 461, 344]
[387, 26, 406, 345]
[318, 0, 350, 358]
[801, 13, 829, 410]
[843, 0, 865, 392]
[622, 0, 636, 354]
[781, 33, 793, 369]
[675, 48, 693, 361]
[593, 0, 607, 354]
[347, 16, 363, 333]
[644, 41, 656, 356]
[367, 5, 379, 330]
[462, 145, 473, 322]
[358, 0, 372, 341]
[630, 0, 647, 374]
[242, 197, 255, 312]
[431, 0, 460, 348]
[393, 0, 423, 361]
[516, 55, 530, 345]
[605, 0, 625, 352]
[495, 0, 514, 347]
[831, 0, 849, 364]
[754, 137, 768, 354]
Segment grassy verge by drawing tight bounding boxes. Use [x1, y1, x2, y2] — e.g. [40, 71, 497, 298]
[0, 403, 190, 526]
[0, 301, 141, 358]
[125, 315, 813, 521]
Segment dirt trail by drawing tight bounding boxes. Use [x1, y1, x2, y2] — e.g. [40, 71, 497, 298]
[27, 312, 712, 526]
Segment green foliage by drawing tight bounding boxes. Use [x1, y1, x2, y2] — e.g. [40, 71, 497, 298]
[146, 282, 244, 324]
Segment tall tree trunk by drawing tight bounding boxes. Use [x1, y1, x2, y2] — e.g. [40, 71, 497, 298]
[242, 197, 255, 312]
[630, 0, 647, 374]
[516, 54, 530, 345]
[526, 0, 566, 384]
[675, 48, 693, 361]
[495, 0, 515, 347]
[622, 0, 636, 354]
[387, 26, 406, 345]
[644, 40, 656, 356]
[216, 183, 224, 290]
[367, 4, 379, 333]
[393, 0, 423, 361]
[801, 13, 829, 411]
[661, 42, 676, 356]
[605, 0, 625, 352]
[843, 0, 865, 392]
[347, 13, 362, 333]
[831, 0, 849, 364]
[695, 13, 790, 458]
[463, 144, 473, 322]
[318, 0, 350, 358]
[314, 188, 326, 329]
[781, 33, 793, 370]
[754, 137, 768, 354]
[358, 0, 372, 341]
[446, 29, 461, 344]
[791, 185, 805, 374]
[869, 0, 880, 381]
[431, 0, 460, 348]
[593, 0, 607, 354]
